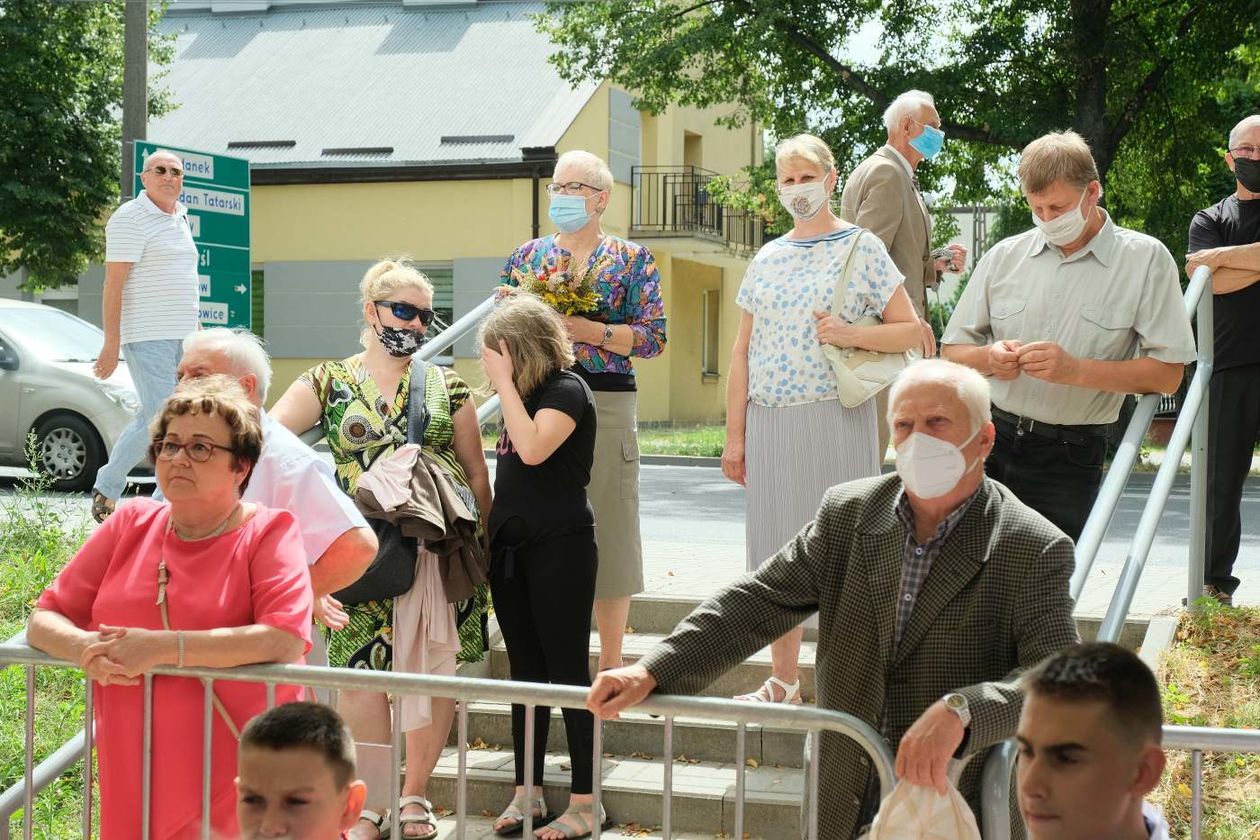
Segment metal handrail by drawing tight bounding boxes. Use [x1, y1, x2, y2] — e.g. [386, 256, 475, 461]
[979, 265, 1215, 838]
[1, 639, 897, 840]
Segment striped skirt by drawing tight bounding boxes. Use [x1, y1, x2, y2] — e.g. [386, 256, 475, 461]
[744, 397, 881, 572]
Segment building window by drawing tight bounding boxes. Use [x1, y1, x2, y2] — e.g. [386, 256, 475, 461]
[701, 288, 721, 379]
[250, 268, 265, 338]
[415, 263, 455, 330]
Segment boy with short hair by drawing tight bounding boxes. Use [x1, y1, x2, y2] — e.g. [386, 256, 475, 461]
[1017, 643, 1169, 840]
[236, 702, 368, 840]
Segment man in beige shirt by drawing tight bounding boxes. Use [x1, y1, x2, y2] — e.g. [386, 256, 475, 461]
[842, 90, 967, 457]
[942, 131, 1195, 540]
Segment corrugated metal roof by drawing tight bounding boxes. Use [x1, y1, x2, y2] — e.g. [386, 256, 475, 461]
[148, 1, 599, 169]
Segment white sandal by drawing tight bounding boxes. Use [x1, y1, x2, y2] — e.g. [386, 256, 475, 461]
[355, 808, 390, 839]
[397, 795, 439, 840]
[734, 675, 802, 704]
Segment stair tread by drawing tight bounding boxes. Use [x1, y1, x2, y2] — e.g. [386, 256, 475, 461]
[491, 631, 818, 667]
[426, 815, 733, 839]
[432, 746, 805, 801]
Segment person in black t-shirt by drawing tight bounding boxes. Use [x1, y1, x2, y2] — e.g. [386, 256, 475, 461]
[479, 293, 607, 839]
[1186, 113, 1260, 605]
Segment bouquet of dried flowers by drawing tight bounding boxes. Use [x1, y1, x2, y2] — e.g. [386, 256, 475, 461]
[501, 260, 602, 316]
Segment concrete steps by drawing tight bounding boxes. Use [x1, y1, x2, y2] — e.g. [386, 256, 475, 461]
[426, 814, 731, 839]
[424, 745, 801, 837]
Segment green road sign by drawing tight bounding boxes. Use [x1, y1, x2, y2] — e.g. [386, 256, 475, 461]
[134, 142, 251, 330]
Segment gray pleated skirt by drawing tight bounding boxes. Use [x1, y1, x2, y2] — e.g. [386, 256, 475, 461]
[745, 397, 881, 572]
[588, 389, 644, 598]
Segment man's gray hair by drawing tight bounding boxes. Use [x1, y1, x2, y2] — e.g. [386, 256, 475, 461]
[182, 328, 273, 403]
[887, 359, 992, 435]
[142, 149, 183, 170]
[883, 90, 936, 135]
[1228, 115, 1260, 150]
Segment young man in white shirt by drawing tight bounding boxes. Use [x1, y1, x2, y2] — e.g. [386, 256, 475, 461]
[176, 328, 377, 633]
[92, 150, 201, 521]
[1017, 643, 1169, 840]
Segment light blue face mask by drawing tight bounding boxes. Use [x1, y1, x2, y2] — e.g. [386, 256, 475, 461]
[909, 123, 945, 161]
[549, 193, 594, 233]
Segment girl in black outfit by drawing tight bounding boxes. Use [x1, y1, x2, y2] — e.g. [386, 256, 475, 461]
[481, 294, 606, 840]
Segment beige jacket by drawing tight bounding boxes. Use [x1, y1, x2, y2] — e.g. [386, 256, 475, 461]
[840, 146, 936, 316]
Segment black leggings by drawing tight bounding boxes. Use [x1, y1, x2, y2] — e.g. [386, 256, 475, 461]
[490, 528, 598, 794]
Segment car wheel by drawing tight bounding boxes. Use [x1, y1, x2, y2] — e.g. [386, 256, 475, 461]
[35, 414, 104, 493]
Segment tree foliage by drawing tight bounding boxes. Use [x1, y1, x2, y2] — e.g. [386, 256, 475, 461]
[0, 0, 173, 290]
[539, 0, 1260, 259]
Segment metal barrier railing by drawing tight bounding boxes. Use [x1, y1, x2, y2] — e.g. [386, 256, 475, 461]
[979, 265, 1216, 838]
[0, 638, 896, 840]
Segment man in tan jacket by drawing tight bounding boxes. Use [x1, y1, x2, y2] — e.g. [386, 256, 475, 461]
[842, 90, 967, 457]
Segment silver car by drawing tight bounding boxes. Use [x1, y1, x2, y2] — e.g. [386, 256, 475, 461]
[0, 300, 140, 492]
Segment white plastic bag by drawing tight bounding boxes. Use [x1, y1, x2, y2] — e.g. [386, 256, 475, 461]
[867, 780, 981, 840]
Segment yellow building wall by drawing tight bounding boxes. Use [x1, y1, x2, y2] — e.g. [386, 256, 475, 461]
[258, 83, 761, 426]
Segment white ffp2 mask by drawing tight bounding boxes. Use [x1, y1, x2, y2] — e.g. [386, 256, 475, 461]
[895, 427, 982, 499]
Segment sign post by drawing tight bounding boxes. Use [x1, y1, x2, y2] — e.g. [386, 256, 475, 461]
[133, 142, 252, 330]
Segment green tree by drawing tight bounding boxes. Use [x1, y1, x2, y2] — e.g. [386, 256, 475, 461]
[0, 0, 173, 290]
[538, 0, 1260, 257]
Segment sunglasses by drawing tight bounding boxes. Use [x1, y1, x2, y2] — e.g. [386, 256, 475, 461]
[151, 439, 235, 463]
[375, 300, 436, 326]
[144, 165, 184, 178]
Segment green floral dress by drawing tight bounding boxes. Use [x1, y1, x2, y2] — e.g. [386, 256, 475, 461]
[299, 355, 489, 669]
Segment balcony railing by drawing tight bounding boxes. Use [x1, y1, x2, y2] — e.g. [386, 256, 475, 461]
[630, 165, 765, 253]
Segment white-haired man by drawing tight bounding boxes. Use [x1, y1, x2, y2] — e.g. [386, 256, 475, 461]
[91, 150, 200, 523]
[943, 131, 1196, 541]
[589, 359, 1078, 839]
[1185, 114, 1260, 606]
[841, 90, 969, 457]
[176, 328, 377, 630]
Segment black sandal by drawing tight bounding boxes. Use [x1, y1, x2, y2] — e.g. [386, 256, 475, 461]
[90, 491, 115, 524]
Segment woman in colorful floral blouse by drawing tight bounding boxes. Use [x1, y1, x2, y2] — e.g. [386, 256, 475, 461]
[501, 149, 667, 674]
[271, 260, 492, 840]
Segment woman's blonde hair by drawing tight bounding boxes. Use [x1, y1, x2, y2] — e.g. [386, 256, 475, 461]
[359, 258, 434, 349]
[477, 293, 575, 400]
[149, 375, 263, 493]
[1018, 131, 1099, 194]
[775, 133, 835, 176]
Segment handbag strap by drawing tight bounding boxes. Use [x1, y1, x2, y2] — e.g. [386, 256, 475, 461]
[832, 228, 867, 319]
[406, 357, 432, 446]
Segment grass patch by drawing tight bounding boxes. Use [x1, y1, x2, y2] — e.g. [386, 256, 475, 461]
[1152, 599, 1260, 838]
[0, 440, 93, 839]
[483, 423, 727, 458]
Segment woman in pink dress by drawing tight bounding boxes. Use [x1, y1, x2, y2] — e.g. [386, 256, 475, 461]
[27, 375, 313, 840]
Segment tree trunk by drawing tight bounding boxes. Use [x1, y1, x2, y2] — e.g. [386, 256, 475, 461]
[1070, 0, 1114, 184]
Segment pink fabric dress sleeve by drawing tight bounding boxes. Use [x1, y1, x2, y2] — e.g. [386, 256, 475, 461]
[36, 503, 137, 627]
[248, 508, 314, 654]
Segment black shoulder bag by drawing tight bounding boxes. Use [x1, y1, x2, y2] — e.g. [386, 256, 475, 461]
[332, 357, 431, 605]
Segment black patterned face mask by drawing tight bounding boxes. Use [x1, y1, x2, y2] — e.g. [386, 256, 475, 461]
[375, 323, 426, 357]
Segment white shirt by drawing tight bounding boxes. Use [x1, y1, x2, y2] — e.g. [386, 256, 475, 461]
[735, 227, 903, 407]
[1143, 801, 1170, 840]
[942, 211, 1196, 425]
[104, 191, 200, 344]
[245, 411, 368, 566]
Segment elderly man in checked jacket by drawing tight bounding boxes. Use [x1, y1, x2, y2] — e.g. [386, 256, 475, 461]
[588, 359, 1078, 839]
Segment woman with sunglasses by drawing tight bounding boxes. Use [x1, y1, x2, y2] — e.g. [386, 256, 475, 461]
[27, 376, 313, 839]
[500, 149, 666, 676]
[270, 259, 492, 840]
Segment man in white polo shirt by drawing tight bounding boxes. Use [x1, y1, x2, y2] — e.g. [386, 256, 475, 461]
[942, 131, 1195, 540]
[175, 328, 378, 645]
[91, 149, 200, 521]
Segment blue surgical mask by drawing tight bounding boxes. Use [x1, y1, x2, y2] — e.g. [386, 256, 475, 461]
[909, 124, 945, 161]
[549, 193, 594, 233]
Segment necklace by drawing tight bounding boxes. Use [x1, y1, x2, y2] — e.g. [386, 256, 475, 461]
[171, 504, 240, 542]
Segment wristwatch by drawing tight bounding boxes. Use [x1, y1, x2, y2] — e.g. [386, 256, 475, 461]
[597, 324, 615, 348]
[942, 693, 971, 728]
